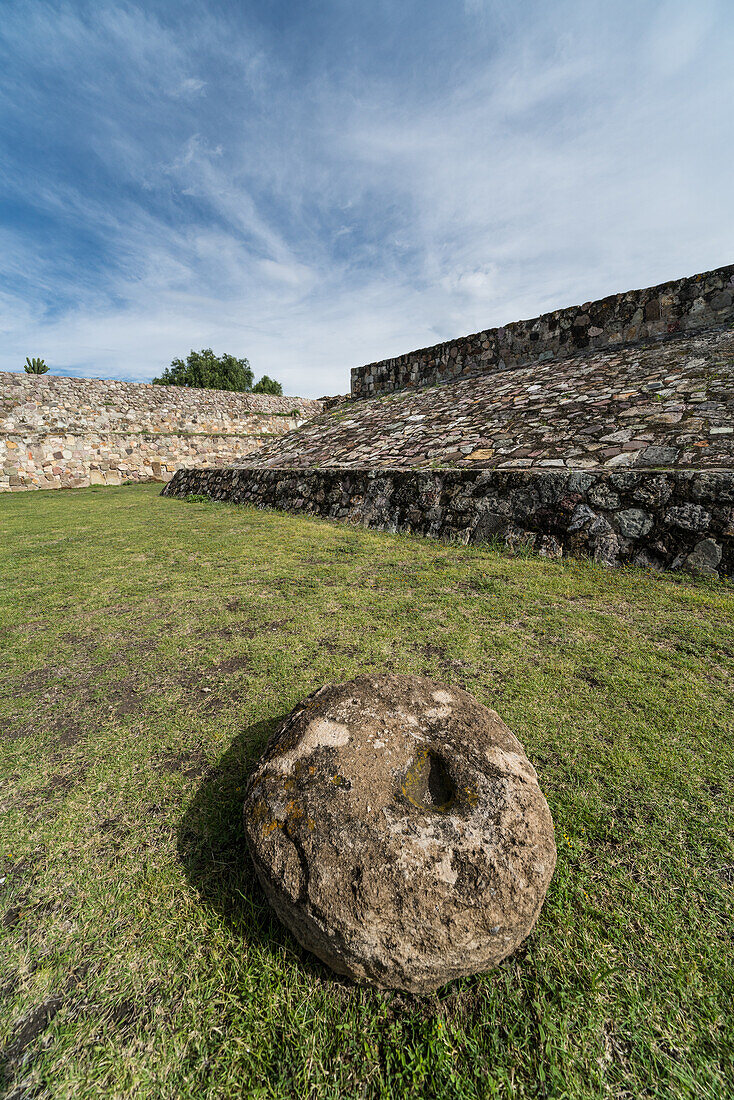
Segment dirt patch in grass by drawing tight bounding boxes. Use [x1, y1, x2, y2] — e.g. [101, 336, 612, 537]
[123, 636, 160, 657]
[10, 768, 88, 819]
[54, 718, 85, 747]
[0, 968, 91, 1093]
[155, 750, 209, 779]
[214, 656, 250, 675]
[2, 902, 29, 930]
[104, 998, 149, 1033]
[1, 995, 64, 1075]
[200, 625, 234, 639]
[2, 850, 46, 882]
[320, 639, 360, 658]
[1, 721, 35, 743]
[232, 617, 293, 640]
[2, 897, 57, 931]
[3, 666, 57, 695]
[0, 973, 21, 1005]
[197, 617, 295, 642]
[100, 677, 146, 717]
[47, 774, 76, 795]
[171, 669, 230, 711]
[60, 632, 90, 646]
[412, 642, 484, 684]
[97, 815, 130, 837]
[2, 714, 87, 747]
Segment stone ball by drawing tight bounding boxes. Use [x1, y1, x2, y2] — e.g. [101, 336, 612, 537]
[243, 674, 556, 993]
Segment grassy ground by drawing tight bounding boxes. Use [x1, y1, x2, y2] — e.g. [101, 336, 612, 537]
[1, 483, 732, 1100]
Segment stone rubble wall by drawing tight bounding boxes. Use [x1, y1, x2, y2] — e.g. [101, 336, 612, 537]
[0, 372, 322, 491]
[162, 466, 734, 578]
[245, 326, 734, 473]
[351, 264, 734, 398]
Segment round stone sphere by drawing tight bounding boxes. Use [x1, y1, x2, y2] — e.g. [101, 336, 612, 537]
[243, 674, 556, 993]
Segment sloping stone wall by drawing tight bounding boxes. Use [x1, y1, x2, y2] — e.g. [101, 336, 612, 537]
[162, 466, 734, 577]
[351, 264, 734, 398]
[0, 372, 321, 491]
[245, 326, 734, 473]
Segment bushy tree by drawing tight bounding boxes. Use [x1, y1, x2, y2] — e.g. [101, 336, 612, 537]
[152, 349, 254, 392]
[251, 374, 283, 396]
[152, 349, 284, 395]
[24, 357, 49, 374]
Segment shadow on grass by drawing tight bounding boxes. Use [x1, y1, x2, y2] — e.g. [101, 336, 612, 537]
[177, 714, 355, 989]
[177, 714, 282, 935]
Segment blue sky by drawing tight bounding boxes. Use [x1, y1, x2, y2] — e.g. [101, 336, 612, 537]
[1, 0, 733, 397]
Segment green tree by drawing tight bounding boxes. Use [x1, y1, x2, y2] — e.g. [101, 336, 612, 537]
[152, 349, 254, 392]
[251, 374, 283, 396]
[24, 357, 49, 374]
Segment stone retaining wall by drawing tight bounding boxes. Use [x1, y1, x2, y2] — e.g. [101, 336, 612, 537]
[351, 264, 734, 398]
[0, 372, 322, 491]
[162, 466, 734, 578]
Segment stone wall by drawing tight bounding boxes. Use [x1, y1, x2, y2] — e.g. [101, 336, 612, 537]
[351, 264, 734, 398]
[0, 372, 322, 491]
[247, 326, 734, 473]
[162, 466, 734, 578]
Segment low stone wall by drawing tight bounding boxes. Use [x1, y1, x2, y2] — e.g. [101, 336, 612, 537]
[351, 264, 734, 398]
[0, 372, 322, 491]
[0, 430, 276, 490]
[0, 372, 319, 430]
[162, 466, 734, 577]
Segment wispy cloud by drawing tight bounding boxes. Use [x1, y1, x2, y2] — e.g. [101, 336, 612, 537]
[1, 0, 733, 396]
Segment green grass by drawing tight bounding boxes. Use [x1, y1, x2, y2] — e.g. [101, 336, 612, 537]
[1, 483, 732, 1100]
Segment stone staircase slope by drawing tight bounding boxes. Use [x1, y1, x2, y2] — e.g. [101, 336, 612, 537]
[239, 325, 734, 473]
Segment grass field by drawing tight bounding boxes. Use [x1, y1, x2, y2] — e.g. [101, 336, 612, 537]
[1, 483, 733, 1100]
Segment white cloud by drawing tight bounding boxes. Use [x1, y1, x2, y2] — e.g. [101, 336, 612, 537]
[1, 0, 733, 397]
[647, 0, 718, 77]
[174, 77, 207, 97]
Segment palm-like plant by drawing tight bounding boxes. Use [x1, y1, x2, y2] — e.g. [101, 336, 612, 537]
[24, 357, 49, 374]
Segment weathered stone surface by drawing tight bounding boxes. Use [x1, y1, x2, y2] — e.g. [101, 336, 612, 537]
[637, 446, 680, 468]
[569, 503, 596, 531]
[616, 508, 653, 538]
[243, 325, 734, 474]
[351, 264, 734, 398]
[664, 503, 711, 532]
[685, 539, 722, 577]
[163, 467, 734, 576]
[588, 483, 621, 510]
[632, 476, 673, 508]
[243, 674, 556, 993]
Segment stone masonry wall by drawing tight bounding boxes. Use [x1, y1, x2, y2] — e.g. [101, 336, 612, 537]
[163, 466, 734, 578]
[351, 264, 734, 398]
[0, 372, 322, 491]
[247, 326, 734, 473]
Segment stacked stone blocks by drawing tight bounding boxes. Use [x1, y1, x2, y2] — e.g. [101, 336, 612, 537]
[244, 326, 734, 474]
[0, 372, 321, 491]
[163, 466, 734, 576]
[352, 265, 734, 398]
